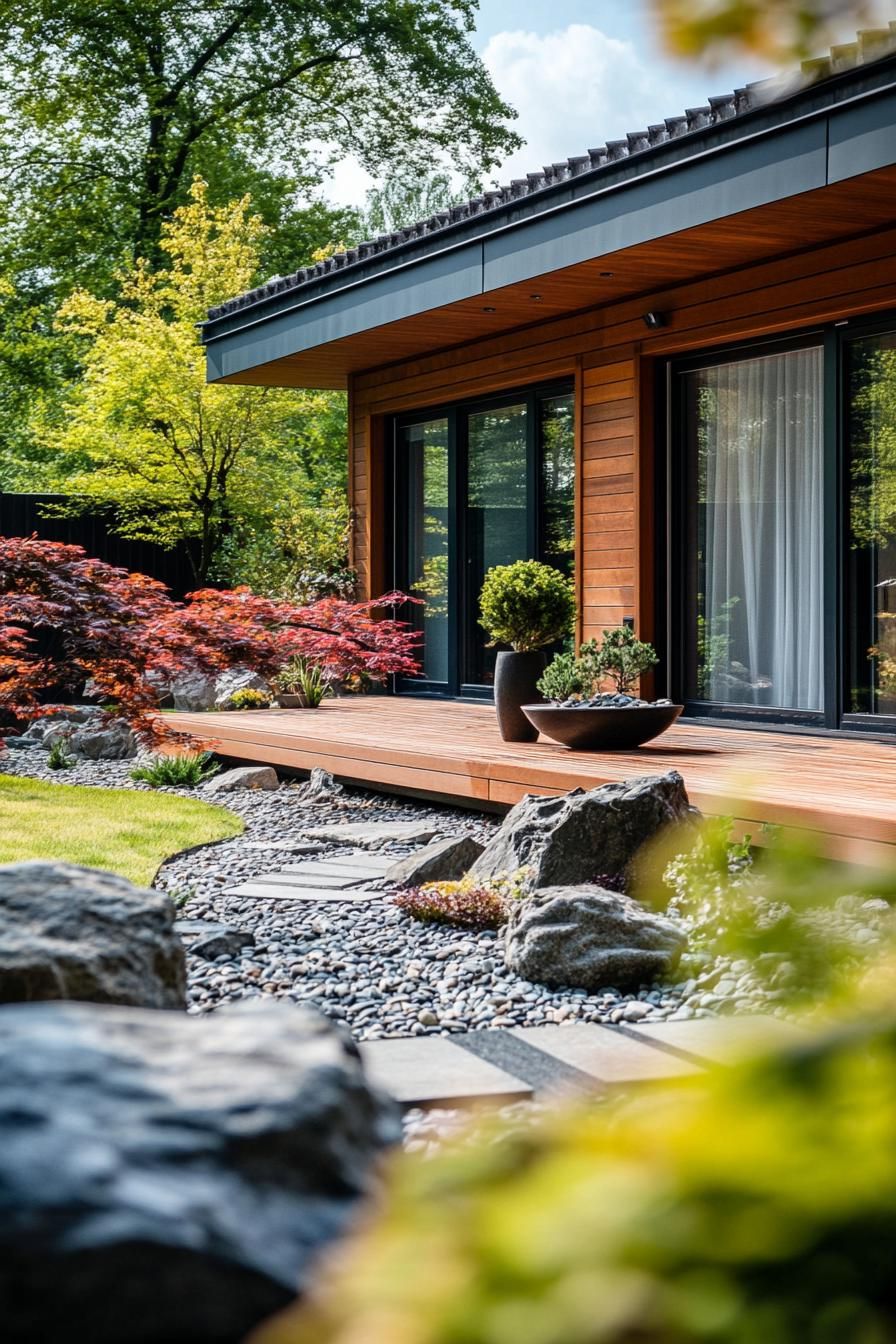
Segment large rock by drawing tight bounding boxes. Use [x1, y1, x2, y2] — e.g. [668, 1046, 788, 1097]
[213, 668, 271, 709]
[70, 718, 138, 760]
[170, 669, 217, 712]
[21, 706, 102, 743]
[471, 772, 694, 889]
[204, 765, 279, 793]
[0, 861, 185, 1007]
[504, 884, 686, 991]
[386, 835, 485, 888]
[0, 1000, 400, 1344]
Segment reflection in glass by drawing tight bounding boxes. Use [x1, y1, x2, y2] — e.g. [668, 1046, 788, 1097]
[685, 347, 824, 709]
[848, 330, 896, 715]
[540, 392, 575, 578]
[465, 402, 528, 685]
[401, 418, 449, 684]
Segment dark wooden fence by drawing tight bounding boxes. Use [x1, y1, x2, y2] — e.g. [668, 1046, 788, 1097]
[0, 493, 199, 599]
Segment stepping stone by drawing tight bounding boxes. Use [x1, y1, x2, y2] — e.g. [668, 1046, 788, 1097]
[242, 841, 331, 855]
[511, 1025, 701, 1084]
[240, 870, 365, 890]
[174, 918, 232, 938]
[222, 882, 386, 903]
[629, 1015, 805, 1065]
[360, 1037, 532, 1107]
[303, 822, 446, 849]
[277, 860, 391, 881]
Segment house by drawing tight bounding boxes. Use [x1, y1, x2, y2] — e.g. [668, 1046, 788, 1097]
[201, 30, 896, 741]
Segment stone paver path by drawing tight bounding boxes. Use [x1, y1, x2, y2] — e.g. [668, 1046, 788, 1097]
[360, 1015, 803, 1109]
[225, 850, 393, 901]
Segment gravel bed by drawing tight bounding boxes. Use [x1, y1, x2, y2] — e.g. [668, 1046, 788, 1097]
[2, 750, 891, 1055]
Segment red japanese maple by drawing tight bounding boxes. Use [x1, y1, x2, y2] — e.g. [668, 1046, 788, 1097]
[0, 536, 421, 745]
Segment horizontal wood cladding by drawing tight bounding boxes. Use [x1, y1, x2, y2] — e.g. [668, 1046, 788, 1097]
[350, 226, 896, 620]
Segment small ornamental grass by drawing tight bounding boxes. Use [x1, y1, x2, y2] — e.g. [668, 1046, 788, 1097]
[46, 737, 75, 770]
[130, 750, 219, 789]
[394, 871, 529, 931]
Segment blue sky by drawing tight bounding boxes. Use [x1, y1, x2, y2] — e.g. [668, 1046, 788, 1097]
[326, 0, 866, 205]
[329, 0, 791, 203]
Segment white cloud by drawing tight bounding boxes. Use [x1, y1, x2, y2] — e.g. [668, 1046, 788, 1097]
[481, 23, 696, 182]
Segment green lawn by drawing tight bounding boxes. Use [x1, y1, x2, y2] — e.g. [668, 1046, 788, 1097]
[0, 774, 243, 886]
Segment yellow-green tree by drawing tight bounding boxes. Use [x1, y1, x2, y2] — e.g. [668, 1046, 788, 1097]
[38, 178, 345, 585]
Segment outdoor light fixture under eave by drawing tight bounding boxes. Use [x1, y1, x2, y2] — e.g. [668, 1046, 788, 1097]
[642, 311, 667, 330]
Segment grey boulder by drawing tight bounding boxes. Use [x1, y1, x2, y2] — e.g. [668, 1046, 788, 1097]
[70, 718, 138, 759]
[386, 835, 484, 888]
[471, 771, 694, 889]
[0, 1000, 400, 1344]
[191, 928, 256, 960]
[504, 884, 686, 990]
[0, 861, 185, 1008]
[213, 668, 271, 709]
[204, 765, 279, 793]
[170, 669, 217, 712]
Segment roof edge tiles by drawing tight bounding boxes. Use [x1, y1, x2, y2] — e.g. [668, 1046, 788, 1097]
[204, 26, 896, 331]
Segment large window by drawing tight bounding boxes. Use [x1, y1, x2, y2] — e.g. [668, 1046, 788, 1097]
[393, 382, 574, 696]
[847, 330, 896, 717]
[674, 319, 896, 733]
[683, 346, 825, 712]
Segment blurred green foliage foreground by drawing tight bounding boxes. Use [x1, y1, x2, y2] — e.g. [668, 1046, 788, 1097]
[255, 822, 896, 1344]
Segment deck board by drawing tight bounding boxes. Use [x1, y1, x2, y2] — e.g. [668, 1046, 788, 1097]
[168, 699, 896, 866]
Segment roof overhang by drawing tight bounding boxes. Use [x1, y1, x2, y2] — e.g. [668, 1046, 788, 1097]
[203, 59, 896, 391]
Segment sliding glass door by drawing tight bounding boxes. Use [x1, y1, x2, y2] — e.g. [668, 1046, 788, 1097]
[682, 345, 825, 715]
[675, 317, 896, 734]
[847, 327, 896, 719]
[393, 382, 574, 697]
[396, 416, 450, 690]
[464, 400, 530, 686]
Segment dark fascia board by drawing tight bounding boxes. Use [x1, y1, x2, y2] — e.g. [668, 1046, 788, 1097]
[204, 59, 896, 382]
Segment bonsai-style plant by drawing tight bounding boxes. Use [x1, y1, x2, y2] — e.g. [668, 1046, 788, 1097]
[590, 625, 659, 695]
[537, 628, 659, 703]
[275, 656, 329, 709]
[529, 628, 676, 750]
[479, 560, 575, 651]
[479, 560, 576, 743]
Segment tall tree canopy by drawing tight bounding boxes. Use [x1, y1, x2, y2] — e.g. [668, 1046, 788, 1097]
[0, 0, 519, 300]
[35, 179, 346, 585]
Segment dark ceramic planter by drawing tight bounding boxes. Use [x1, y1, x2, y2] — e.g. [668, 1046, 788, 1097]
[522, 703, 684, 750]
[494, 651, 548, 743]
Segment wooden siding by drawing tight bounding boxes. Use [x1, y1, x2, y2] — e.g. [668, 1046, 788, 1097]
[350, 222, 896, 646]
[168, 698, 896, 868]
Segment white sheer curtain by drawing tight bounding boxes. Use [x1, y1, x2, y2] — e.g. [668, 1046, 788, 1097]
[696, 346, 824, 710]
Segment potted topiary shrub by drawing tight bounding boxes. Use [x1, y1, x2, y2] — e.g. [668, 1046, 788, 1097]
[523, 626, 683, 749]
[479, 560, 576, 742]
[274, 656, 330, 709]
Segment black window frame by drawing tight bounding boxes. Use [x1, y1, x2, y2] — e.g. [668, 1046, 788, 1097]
[665, 312, 896, 737]
[388, 377, 575, 699]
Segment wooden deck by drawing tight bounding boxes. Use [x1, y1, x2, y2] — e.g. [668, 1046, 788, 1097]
[169, 698, 896, 867]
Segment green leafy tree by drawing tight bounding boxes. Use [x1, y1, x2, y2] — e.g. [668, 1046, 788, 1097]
[35, 178, 345, 585]
[362, 169, 479, 236]
[0, 0, 520, 298]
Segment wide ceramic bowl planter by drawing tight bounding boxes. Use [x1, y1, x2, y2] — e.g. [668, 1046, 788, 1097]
[521, 703, 684, 750]
[276, 692, 318, 709]
[493, 650, 548, 743]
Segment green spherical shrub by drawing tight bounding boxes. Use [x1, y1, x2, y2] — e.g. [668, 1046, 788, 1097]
[479, 560, 575, 653]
